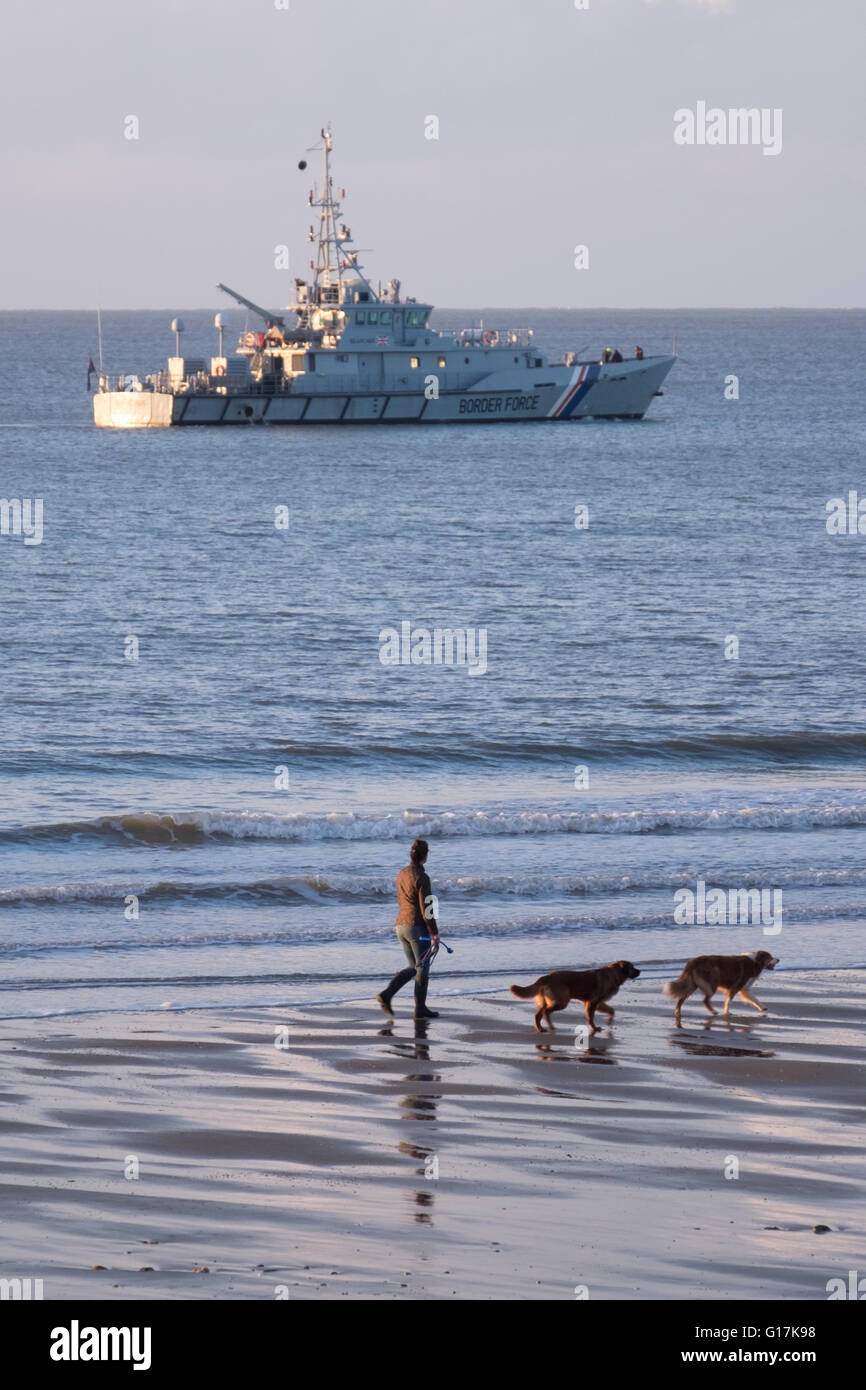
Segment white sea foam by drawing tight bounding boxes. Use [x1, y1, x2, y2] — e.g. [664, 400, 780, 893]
[8, 799, 866, 847]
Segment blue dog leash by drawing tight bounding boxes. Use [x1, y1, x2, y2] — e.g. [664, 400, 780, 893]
[419, 935, 454, 967]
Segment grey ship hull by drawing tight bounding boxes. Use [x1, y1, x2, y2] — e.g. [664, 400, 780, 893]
[94, 354, 675, 428]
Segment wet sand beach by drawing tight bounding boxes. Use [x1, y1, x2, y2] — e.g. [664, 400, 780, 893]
[0, 969, 862, 1300]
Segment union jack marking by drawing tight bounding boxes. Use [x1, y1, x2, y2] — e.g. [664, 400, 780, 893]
[376, 337, 390, 346]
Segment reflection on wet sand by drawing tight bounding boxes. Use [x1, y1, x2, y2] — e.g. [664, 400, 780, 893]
[534, 1038, 616, 1065]
[390, 1020, 441, 1223]
[671, 1037, 776, 1058]
[669, 1017, 775, 1058]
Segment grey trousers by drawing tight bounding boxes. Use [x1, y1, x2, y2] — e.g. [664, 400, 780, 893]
[396, 924, 432, 981]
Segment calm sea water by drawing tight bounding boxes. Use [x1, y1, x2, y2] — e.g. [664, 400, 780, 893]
[1, 308, 865, 1019]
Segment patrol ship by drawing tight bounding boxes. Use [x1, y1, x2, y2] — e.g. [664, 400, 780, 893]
[93, 128, 675, 428]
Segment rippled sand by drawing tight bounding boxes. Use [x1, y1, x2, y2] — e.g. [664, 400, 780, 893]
[0, 969, 862, 1300]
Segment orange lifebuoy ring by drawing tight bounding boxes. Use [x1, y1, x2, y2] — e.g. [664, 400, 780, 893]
[214, 364, 226, 376]
[483, 330, 498, 346]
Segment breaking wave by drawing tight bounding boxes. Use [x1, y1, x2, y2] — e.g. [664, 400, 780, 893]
[3, 799, 866, 848]
[4, 864, 866, 909]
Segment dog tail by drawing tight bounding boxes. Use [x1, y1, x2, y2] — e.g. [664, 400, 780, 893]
[510, 981, 540, 999]
[663, 971, 690, 999]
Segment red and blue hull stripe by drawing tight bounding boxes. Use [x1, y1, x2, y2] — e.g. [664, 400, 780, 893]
[549, 363, 601, 419]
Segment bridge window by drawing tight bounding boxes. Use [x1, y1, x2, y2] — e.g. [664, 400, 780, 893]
[379, 310, 392, 325]
[356, 311, 366, 325]
[368, 310, 378, 325]
[407, 310, 427, 327]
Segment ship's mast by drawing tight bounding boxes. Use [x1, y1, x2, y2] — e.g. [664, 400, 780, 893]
[312, 128, 340, 298]
[306, 126, 376, 306]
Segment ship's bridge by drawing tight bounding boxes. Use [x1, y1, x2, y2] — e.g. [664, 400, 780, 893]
[331, 300, 437, 351]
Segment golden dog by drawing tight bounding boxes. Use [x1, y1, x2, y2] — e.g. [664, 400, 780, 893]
[510, 960, 641, 1033]
[663, 950, 779, 1021]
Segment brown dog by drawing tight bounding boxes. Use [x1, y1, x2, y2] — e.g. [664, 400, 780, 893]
[663, 950, 779, 1022]
[510, 960, 641, 1033]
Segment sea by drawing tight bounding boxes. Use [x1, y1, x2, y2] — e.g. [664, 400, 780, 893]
[1, 307, 865, 1020]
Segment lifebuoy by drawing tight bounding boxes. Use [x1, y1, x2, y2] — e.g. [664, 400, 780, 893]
[214, 364, 226, 376]
[483, 330, 498, 347]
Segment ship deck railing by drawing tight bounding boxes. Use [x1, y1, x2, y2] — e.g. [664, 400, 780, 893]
[97, 372, 286, 396]
[447, 328, 535, 348]
[97, 370, 501, 397]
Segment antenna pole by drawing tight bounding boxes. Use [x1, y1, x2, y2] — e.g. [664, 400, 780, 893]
[301, 127, 377, 323]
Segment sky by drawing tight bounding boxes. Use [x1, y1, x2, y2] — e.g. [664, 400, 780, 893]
[1, 0, 863, 309]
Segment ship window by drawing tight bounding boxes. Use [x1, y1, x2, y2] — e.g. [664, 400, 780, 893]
[367, 310, 378, 325]
[464, 357, 470, 364]
[407, 310, 426, 327]
[410, 356, 420, 368]
[514, 356, 519, 364]
[437, 357, 446, 368]
[356, 311, 366, 325]
[291, 354, 306, 371]
[379, 310, 392, 324]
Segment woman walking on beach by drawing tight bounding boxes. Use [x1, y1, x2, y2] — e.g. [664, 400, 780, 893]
[377, 838, 440, 1019]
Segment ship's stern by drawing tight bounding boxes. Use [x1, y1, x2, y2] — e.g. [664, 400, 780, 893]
[93, 391, 175, 427]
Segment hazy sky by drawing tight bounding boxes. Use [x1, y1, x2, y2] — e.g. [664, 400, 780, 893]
[2, 0, 863, 309]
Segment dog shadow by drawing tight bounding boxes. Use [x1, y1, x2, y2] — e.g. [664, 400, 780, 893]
[669, 1018, 775, 1058]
